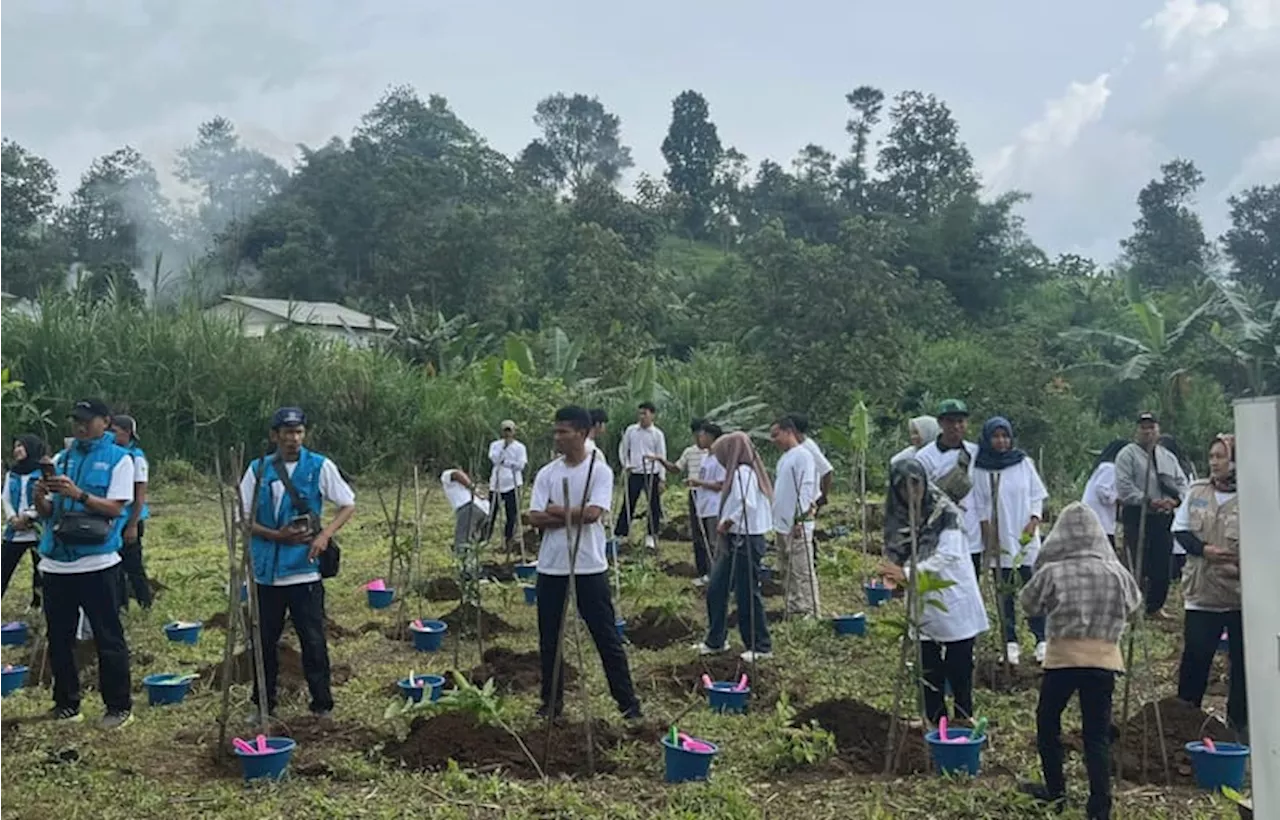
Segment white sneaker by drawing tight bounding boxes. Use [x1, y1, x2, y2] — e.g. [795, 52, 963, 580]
[1035, 641, 1047, 664]
[1006, 642, 1021, 666]
[692, 575, 709, 588]
[692, 641, 727, 655]
[740, 650, 773, 662]
[644, 535, 657, 550]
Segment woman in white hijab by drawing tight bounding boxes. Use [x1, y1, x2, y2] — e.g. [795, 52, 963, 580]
[891, 416, 940, 466]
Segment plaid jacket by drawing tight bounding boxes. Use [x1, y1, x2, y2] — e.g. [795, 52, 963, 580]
[1020, 502, 1142, 643]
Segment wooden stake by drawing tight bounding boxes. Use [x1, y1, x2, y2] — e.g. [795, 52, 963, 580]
[213, 449, 240, 759]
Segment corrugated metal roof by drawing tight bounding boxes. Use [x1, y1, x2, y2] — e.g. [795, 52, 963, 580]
[219, 295, 397, 332]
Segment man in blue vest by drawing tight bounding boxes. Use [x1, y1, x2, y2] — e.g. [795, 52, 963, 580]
[239, 407, 355, 721]
[110, 415, 152, 611]
[33, 398, 136, 728]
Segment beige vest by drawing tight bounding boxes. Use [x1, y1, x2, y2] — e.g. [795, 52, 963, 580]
[1180, 481, 1240, 611]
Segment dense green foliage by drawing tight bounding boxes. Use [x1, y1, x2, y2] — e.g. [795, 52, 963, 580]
[2, 84, 1277, 490]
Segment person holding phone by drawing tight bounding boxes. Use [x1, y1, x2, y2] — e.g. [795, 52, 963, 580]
[239, 407, 355, 722]
[3, 434, 48, 609]
[33, 399, 136, 728]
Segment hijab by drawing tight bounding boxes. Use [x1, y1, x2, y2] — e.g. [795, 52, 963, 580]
[882, 458, 958, 566]
[10, 434, 46, 475]
[909, 416, 940, 448]
[711, 431, 773, 504]
[975, 416, 1027, 471]
[1210, 433, 1236, 494]
[1094, 438, 1128, 471]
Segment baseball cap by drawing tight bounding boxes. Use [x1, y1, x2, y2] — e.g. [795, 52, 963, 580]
[111, 414, 140, 441]
[500, 419, 516, 433]
[1137, 411, 1159, 424]
[271, 406, 307, 429]
[70, 398, 112, 421]
[936, 399, 970, 418]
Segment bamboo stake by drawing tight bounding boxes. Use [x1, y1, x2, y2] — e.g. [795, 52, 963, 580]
[883, 476, 924, 774]
[213, 450, 240, 759]
[235, 446, 269, 735]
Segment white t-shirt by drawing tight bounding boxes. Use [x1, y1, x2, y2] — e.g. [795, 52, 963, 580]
[1082, 462, 1118, 536]
[890, 445, 918, 466]
[719, 465, 773, 535]
[1172, 490, 1235, 532]
[132, 453, 150, 483]
[487, 439, 528, 494]
[441, 470, 491, 515]
[971, 459, 1048, 569]
[531, 455, 614, 575]
[914, 440, 982, 554]
[674, 445, 707, 478]
[618, 424, 667, 477]
[694, 455, 726, 519]
[39, 456, 135, 575]
[800, 437, 833, 479]
[238, 457, 356, 586]
[773, 446, 817, 534]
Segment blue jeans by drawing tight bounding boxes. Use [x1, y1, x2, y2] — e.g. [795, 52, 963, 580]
[1001, 565, 1045, 643]
[704, 533, 771, 653]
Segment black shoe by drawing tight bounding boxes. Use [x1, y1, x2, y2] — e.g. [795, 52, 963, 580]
[1018, 783, 1065, 813]
[621, 702, 644, 721]
[535, 704, 563, 720]
[50, 706, 84, 723]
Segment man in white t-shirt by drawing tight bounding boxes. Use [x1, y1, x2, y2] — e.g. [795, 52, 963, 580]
[649, 418, 717, 585]
[787, 413, 834, 507]
[913, 399, 983, 574]
[240, 407, 355, 721]
[486, 420, 527, 550]
[616, 402, 667, 550]
[771, 417, 820, 617]
[110, 414, 153, 611]
[441, 469, 491, 556]
[528, 406, 641, 721]
[34, 398, 136, 727]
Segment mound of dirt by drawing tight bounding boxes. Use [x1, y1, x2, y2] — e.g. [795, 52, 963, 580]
[644, 655, 781, 703]
[1113, 697, 1236, 784]
[974, 657, 1043, 693]
[200, 645, 353, 692]
[480, 563, 516, 583]
[725, 608, 784, 629]
[466, 647, 576, 694]
[626, 607, 696, 650]
[206, 611, 231, 630]
[414, 576, 462, 601]
[792, 699, 929, 775]
[661, 561, 701, 579]
[386, 711, 648, 778]
[440, 603, 515, 637]
[760, 579, 784, 597]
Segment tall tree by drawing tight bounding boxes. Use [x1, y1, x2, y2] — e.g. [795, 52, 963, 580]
[1, 139, 62, 296]
[837, 85, 885, 207]
[875, 91, 976, 220]
[522, 93, 633, 191]
[175, 117, 287, 243]
[661, 90, 723, 238]
[1222, 183, 1280, 301]
[1121, 158, 1208, 290]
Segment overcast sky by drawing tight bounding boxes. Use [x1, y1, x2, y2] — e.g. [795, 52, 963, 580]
[3, 0, 1277, 263]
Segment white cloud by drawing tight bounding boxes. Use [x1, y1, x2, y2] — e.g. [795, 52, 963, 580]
[1145, 0, 1231, 50]
[982, 74, 1111, 190]
[1234, 0, 1279, 30]
[1222, 136, 1280, 194]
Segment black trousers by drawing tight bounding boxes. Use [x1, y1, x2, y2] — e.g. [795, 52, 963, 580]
[1178, 609, 1247, 729]
[486, 490, 519, 543]
[1, 537, 42, 606]
[1037, 667, 1116, 820]
[536, 571, 638, 714]
[688, 494, 711, 577]
[43, 564, 132, 713]
[117, 521, 152, 610]
[615, 473, 661, 539]
[920, 637, 975, 723]
[254, 581, 333, 714]
[1121, 507, 1174, 615]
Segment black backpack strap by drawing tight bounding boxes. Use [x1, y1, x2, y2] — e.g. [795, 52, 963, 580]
[273, 456, 318, 529]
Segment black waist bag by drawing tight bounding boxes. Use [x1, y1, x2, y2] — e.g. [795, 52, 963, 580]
[53, 511, 113, 546]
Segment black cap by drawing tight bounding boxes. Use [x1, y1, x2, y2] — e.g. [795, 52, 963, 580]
[70, 398, 111, 421]
[111, 414, 139, 441]
[1137, 411, 1158, 425]
[271, 406, 307, 429]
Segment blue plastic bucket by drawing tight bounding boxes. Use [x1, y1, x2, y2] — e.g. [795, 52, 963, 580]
[144, 673, 194, 706]
[925, 728, 984, 776]
[411, 620, 448, 652]
[234, 737, 296, 782]
[865, 584, 892, 607]
[615, 617, 627, 640]
[706, 682, 749, 714]
[163, 621, 203, 645]
[522, 584, 537, 605]
[832, 613, 867, 636]
[367, 588, 395, 609]
[2, 665, 28, 697]
[515, 563, 538, 581]
[1, 621, 29, 647]
[661, 736, 719, 783]
[398, 674, 445, 703]
[1185, 741, 1249, 791]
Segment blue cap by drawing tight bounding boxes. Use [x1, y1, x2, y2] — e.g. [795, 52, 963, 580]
[271, 407, 306, 429]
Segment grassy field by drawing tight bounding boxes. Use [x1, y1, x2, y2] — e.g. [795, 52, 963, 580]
[0, 478, 1244, 820]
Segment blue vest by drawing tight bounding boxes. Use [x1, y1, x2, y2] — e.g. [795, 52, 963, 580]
[249, 447, 327, 584]
[123, 443, 150, 521]
[38, 434, 131, 561]
[4, 471, 40, 541]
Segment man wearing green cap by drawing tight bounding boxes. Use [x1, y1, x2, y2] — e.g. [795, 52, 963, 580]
[914, 399, 983, 573]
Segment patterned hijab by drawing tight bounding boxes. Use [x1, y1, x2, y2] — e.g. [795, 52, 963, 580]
[1210, 433, 1236, 493]
[883, 458, 959, 566]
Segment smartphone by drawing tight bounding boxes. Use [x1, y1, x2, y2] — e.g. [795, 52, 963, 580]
[290, 514, 312, 530]
[39, 460, 57, 479]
